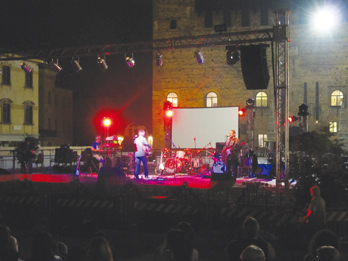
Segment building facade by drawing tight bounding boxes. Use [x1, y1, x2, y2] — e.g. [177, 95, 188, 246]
[38, 63, 73, 146]
[152, 0, 348, 150]
[0, 58, 39, 146]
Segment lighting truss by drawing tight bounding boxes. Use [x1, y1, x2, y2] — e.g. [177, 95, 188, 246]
[0, 29, 273, 61]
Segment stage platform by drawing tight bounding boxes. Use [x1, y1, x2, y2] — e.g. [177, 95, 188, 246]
[0, 171, 290, 189]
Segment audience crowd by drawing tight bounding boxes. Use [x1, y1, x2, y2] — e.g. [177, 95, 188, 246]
[0, 216, 344, 261]
[0, 186, 345, 260]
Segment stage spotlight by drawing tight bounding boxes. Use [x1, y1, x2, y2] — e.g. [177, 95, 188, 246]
[194, 51, 204, 65]
[226, 50, 240, 65]
[125, 53, 135, 67]
[20, 62, 32, 73]
[246, 98, 255, 106]
[49, 60, 62, 73]
[97, 56, 108, 71]
[155, 53, 163, 67]
[71, 58, 82, 72]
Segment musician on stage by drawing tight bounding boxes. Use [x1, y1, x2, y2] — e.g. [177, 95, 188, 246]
[134, 129, 151, 179]
[91, 135, 104, 170]
[16, 137, 38, 174]
[222, 130, 242, 179]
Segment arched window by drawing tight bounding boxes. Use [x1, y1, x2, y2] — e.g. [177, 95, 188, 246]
[167, 92, 178, 107]
[255, 92, 268, 107]
[0, 98, 13, 124]
[23, 101, 34, 125]
[331, 90, 343, 106]
[206, 92, 218, 107]
[170, 19, 177, 29]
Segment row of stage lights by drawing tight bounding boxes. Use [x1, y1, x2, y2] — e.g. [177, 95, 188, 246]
[19, 47, 240, 74]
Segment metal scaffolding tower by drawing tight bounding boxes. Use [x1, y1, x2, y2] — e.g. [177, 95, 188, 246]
[274, 10, 290, 190]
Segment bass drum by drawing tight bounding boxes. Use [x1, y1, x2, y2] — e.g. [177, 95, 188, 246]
[164, 158, 182, 174]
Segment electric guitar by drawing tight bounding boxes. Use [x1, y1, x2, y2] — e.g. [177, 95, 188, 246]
[143, 145, 151, 156]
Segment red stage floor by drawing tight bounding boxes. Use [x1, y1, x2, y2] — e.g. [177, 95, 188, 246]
[0, 172, 285, 189]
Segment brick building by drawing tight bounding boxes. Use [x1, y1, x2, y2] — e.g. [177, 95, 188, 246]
[152, 0, 348, 151]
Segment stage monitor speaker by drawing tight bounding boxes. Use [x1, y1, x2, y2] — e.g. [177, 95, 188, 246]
[211, 172, 230, 181]
[55, 148, 73, 164]
[241, 45, 269, 90]
[255, 164, 273, 176]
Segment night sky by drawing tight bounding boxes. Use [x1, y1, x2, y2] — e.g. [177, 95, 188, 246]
[1, 0, 153, 145]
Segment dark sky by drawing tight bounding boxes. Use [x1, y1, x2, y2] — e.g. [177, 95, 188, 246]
[1, 0, 153, 145]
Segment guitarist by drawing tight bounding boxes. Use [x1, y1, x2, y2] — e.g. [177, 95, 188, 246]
[222, 130, 242, 179]
[134, 129, 151, 179]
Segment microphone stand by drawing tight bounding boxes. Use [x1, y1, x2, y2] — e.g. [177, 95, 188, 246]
[165, 135, 178, 176]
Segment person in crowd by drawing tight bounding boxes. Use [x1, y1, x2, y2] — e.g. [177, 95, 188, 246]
[27, 231, 62, 261]
[154, 228, 193, 261]
[52, 232, 68, 258]
[225, 216, 275, 261]
[0, 225, 19, 261]
[134, 129, 151, 179]
[222, 130, 242, 179]
[303, 186, 326, 236]
[240, 245, 266, 261]
[303, 229, 340, 261]
[67, 245, 89, 261]
[89, 236, 113, 261]
[176, 222, 199, 261]
[315, 246, 340, 261]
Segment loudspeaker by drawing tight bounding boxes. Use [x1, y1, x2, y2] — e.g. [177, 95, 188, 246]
[55, 148, 73, 163]
[211, 172, 230, 181]
[241, 45, 269, 90]
[255, 164, 273, 176]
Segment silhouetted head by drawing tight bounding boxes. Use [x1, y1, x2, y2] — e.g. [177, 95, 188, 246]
[243, 216, 259, 239]
[240, 245, 265, 261]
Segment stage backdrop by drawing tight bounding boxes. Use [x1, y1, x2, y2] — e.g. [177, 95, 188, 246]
[171, 107, 239, 149]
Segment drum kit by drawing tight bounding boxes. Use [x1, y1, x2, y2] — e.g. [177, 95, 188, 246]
[155, 146, 217, 176]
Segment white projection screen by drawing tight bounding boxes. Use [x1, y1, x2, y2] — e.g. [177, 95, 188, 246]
[171, 107, 239, 149]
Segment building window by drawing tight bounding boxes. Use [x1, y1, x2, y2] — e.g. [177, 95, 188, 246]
[331, 90, 343, 106]
[330, 122, 338, 133]
[223, 9, 232, 27]
[55, 95, 58, 106]
[170, 19, 177, 29]
[206, 92, 218, 107]
[24, 101, 34, 125]
[48, 118, 51, 130]
[2, 66, 10, 85]
[242, 9, 250, 26]
[25, 71, 33, 88]
[255, 92, 268, 107]
[260, 7, 269, 25]
[204, 10, 213, 28]
[1, 99, 12, 124]
[167, 92, 178, 107]
[25, 106, 33, 125]
[258, 134, 267, 148]
[55, 118, 58, 131]
[48, 91, 51, 104]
